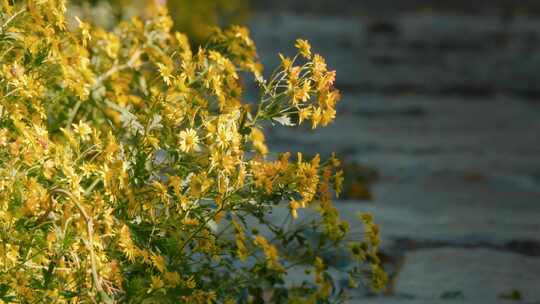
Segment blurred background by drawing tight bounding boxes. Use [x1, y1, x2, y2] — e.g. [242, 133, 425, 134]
[74, 0, 540, 302]
[248, 2, 540, 303]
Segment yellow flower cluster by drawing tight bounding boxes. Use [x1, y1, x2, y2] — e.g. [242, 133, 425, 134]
[253, 235, 284, 272]
[0, 1, 386, 302]
[257, 39, 341, 129]
[73, 0, 250, 45]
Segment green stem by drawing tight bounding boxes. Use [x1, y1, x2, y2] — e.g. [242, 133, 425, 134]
[66, 100, 82, 129]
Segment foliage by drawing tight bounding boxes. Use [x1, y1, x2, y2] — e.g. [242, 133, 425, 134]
[0, 1, 386, 303]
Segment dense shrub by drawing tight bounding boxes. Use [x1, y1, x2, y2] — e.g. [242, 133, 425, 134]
[70, 0, 249, 43]
[0, 1, 386, 302]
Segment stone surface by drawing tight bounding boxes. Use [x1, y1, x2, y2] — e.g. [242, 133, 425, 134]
[247, 8, 540, 304]
[251, 0, 540, 16]
[348, 299, 523, 304]
[267, 94, 540, 177]
[394, 248, 540, 302]
[250, 13, 540, 96]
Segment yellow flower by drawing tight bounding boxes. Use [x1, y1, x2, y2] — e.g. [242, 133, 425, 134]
[175, 32, 192, 58]
[278, 53, 292, 71]
[293, 80, 311, 105]
[118, 225, 138, 262]
[150, 275, 165, 291]
[320, 108, 336, 126]
[185, 276, 197, 289]
[189, 172, 213, 198]
[295, 39, 312, 58]
[43, 159, 56, 180]
[157, 63, 174, 86]
[287, 66, 301, 90]
[250, 127, 268, 155]
[168, 175, 182, 196]
[298, 106, 312, 124]
[75, 16, 91, 47]
[314, 256, 325, 273]
[312, 54, 327, 79]
[0, 129, 8, 146]
[359, 213, 373, 224]
[289, 199, 300, 219]
[254, 235, 283, 271]
[72, 121, 92, 141]
[163, 271, 181, 287]
[310, 107, 322, 129]
[178, 128, 199, 153]
[151, 254, 167, 273]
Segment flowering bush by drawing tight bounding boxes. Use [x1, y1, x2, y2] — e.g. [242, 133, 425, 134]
[0, 1, 386, 303]
[71, 0, 249, 43]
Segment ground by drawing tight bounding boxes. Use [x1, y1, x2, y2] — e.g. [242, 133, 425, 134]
[248, 9, 540, 303]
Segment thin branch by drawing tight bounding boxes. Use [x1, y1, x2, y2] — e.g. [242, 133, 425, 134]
[180, 205, 225, 252]
[66, 99, 82, 129]
[84, 178, 102, 196]
[51, 188, 113, 303]
[92, 49, 142, 89]
[0, 8, 25, 32]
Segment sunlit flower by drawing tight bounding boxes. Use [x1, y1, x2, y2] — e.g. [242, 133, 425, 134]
[295, 39, 312, 58]
[72, 121, 92, 141]
[178, 128, 199, 153]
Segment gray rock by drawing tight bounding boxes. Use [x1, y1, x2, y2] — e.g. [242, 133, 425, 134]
[247, 9, 540, 304]
[393, 248, 540, 302]
[250, 13, 540, 96]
